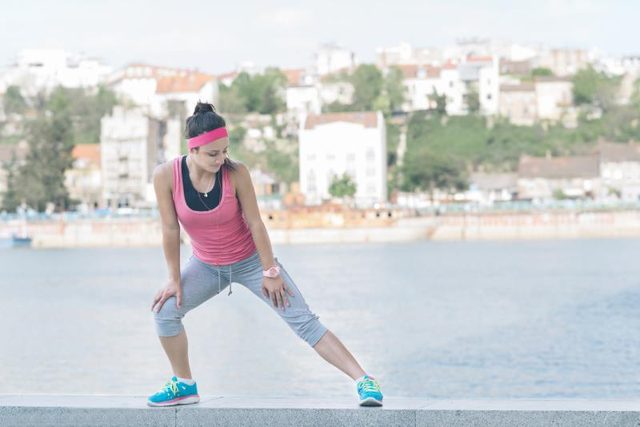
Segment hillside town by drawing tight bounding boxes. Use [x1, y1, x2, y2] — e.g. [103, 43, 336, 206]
[1, 39, 640, 227]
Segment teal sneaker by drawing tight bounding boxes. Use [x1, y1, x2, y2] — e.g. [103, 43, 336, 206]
[147, 376, 200, 407]
[356, 375, 383, 407]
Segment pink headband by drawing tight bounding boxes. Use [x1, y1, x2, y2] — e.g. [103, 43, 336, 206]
[188, 127, 229, 149]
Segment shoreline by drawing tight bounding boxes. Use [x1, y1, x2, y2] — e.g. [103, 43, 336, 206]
[1, 210, 640, 248]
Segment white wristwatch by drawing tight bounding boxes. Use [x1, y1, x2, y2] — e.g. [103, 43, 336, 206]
[263, 265, 281, 278]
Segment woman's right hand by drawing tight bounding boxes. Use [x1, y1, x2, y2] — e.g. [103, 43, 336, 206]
[151, 278, 182, 313]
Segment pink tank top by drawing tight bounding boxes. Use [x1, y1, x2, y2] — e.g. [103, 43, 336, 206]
[172, 157, 256, 265]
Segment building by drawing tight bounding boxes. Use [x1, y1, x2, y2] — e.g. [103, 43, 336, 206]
[597, 141, 640, 201]
[499, 83, 538, 125]
[0, 49, 112, 95]
[500, 77, 573, 125]
[100, 106, 180, 208]
[398, 65, 442, 111]
[517, 154, 601, 200]
[536, 48, 589, 77]
[315, 44, 356, 76]
[299, 112, 387, 206]
[107, 64, 218, 117]
[534, 77, 573, 121]
[376, 42, 442, 68]
[284, 68, 321, 121]
[65, 144, 102, 210]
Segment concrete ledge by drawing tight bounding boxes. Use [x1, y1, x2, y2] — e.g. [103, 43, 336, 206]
[1, 395, 639, 426]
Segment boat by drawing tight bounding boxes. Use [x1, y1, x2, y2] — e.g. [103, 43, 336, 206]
[0, 234, 33, 249]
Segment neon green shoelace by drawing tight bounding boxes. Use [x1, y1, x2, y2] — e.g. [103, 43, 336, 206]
[162, 380, 179, 395]
[361, 378, 380, 392]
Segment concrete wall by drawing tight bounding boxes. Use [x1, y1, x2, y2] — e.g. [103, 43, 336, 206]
[1, 396, 639, 426]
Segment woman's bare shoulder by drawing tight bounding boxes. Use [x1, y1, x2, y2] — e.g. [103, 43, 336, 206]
[153, 159, 176, 189]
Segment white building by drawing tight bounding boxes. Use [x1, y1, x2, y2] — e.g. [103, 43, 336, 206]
[0, 49, 111, 95]
[283, 68, 321, 121]
[315, 44, 356, 76]
[299, 112, 387, 206]
[107, 64, 218, 117]
[397, 65, 442, 111]
[100, 106, 180, 208]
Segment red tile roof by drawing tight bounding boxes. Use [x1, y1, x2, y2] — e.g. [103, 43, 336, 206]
[282, 68, 306, 86]
[156, 72, 214, 94]
[72, 144, 101, 166]
[304, 112, 379, 129]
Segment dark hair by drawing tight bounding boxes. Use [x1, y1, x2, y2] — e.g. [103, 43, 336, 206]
[185, 101, 235, 169]
[185, 101, 226, 138]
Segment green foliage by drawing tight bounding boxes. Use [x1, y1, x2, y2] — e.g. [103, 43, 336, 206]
[384, 66, 406, 113]
[0, 152, 20, 212]
[572, 66, 620, 111]
[18, 110, 75, 211]
[44, 85, 117, 144]
[428, 89, 447, 115]
[328, 173, 357, 198]
[265, 141, 298, 184]
[386, 120, 400, 166]
[3, 85, 27, 115]
[531, 67, 553, 77]
[464, 89, 480, 114]
[351, 64, 384, 111]
[223, 69, 287, 114]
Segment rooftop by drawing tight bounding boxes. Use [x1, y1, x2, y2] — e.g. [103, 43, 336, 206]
[304, 112, 379, 129]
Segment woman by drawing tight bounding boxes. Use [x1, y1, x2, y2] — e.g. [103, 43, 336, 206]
[148, 102, 383, 407]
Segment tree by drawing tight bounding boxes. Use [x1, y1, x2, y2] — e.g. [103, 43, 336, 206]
[350, 64, 384, 111]
[0, 152, 20, 212]
[465, 89, 480, 114]
[531, 67, 553, 77]
[429, 89, 447, 115]
[384, 66, 406, 113]
[401, 151, 467, 194]
[328, 173, 357, 198]
[18, 98, 75, 212]
[230, 69, 287, 114]
[3, 86, 27, 115]
[219, 84, 247, 114]
[572, 66, 620, 111]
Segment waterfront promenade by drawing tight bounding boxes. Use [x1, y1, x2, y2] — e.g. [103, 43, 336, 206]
[1, 396, 639, 426]
[2, 209, 640, 247]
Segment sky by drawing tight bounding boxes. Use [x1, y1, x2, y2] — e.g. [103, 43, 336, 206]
[1, 0, 638, 74]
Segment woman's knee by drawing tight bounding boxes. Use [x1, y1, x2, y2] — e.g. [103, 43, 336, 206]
[153, 297, 183, 337]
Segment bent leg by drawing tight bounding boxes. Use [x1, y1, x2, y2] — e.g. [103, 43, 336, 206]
[153, 256, 229, 378]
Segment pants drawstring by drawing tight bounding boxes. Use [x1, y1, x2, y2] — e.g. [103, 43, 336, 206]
[216, 264, 233, 296]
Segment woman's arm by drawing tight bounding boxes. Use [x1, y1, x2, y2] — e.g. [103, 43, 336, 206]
[233, 163, 291, 309]
[233, 163, 276, 270]
[151, 162, 183, 311]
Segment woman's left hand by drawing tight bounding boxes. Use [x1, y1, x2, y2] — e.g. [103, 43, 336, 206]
[262, 276, 294, 310]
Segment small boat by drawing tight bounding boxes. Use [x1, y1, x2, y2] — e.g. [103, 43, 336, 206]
[0, 234, 33, 249]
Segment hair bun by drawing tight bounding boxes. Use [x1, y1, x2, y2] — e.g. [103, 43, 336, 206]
[193, 101, 215, 115]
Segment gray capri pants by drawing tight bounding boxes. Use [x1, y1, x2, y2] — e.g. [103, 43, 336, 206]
[154, 251, 328, 347]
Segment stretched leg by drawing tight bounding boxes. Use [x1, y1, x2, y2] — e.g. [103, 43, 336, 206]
[233, 254, 369, 379]
[312, 330, 367, 380]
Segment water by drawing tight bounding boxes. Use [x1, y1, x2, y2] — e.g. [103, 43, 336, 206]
[1, 239, 639, 399]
